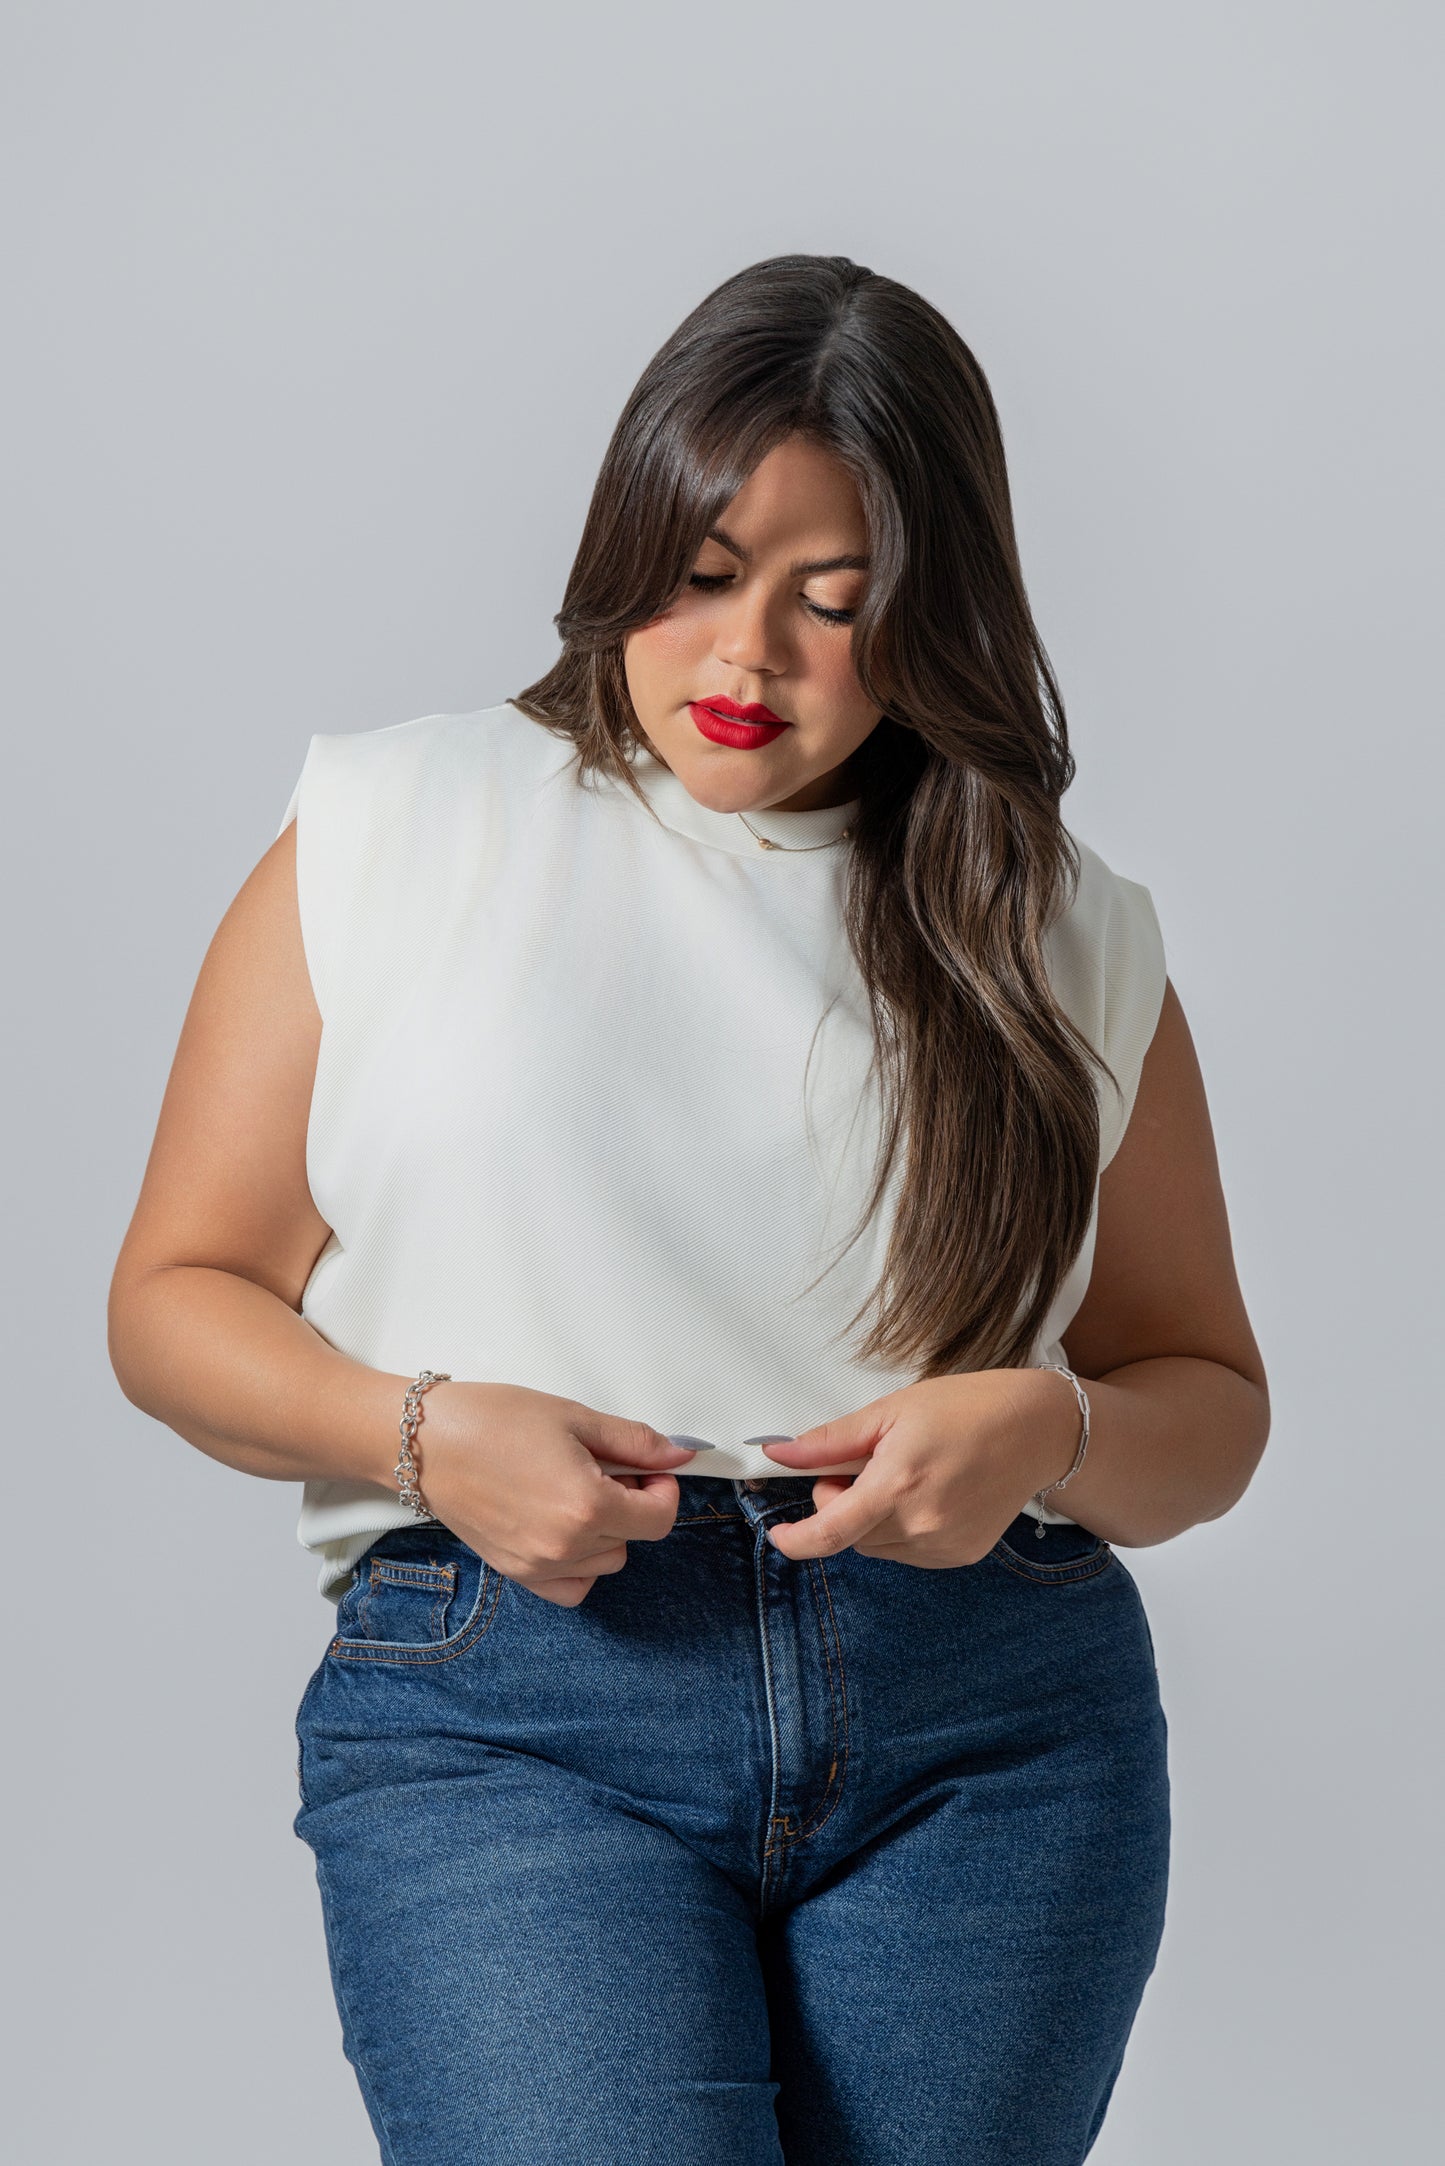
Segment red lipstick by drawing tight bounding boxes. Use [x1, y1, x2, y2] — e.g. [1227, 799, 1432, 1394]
[688, 695, 791, 749]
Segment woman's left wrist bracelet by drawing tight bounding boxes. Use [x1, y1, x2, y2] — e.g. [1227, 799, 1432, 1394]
[394, 1370, 451, 1519]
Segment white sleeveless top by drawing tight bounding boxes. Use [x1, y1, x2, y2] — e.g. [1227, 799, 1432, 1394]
[276, 702, 1166, 1601]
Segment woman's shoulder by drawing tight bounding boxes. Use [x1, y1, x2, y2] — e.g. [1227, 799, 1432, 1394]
[1045, 826, 1169, 1169]
[1047, 829, 1161, 968]
[273, 701, 577, 1020]
[277, 700, 572, 830]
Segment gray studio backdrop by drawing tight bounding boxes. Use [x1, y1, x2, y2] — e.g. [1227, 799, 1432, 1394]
[5, 3, 1440, 2160]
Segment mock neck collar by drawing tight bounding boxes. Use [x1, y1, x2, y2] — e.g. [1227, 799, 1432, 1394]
[611, 737, 860, 859]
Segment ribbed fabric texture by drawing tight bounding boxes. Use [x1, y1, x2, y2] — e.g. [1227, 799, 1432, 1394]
[276, 702, 1167, 1601]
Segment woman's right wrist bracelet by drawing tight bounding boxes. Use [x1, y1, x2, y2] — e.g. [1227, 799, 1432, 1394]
[1029, 1362, 1090, 1536]
[393, 1370, 451, 1520]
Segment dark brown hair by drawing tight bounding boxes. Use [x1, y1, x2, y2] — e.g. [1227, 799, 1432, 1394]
[515, 253, 1122, 1377]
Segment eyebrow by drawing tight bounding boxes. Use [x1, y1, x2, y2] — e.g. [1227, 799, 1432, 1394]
[705, 524, 870, 577]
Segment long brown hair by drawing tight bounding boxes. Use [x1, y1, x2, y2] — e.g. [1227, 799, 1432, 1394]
[515, 253, 1123, 1378]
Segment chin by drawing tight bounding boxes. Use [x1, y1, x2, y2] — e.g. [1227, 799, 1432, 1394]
[678, 768, 768, 815]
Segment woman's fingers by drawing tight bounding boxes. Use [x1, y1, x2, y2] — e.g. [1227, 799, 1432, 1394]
[765, 1461, 904, 1559]
[584, 1464, 689, 1543]
[574, 1412, 701, 1478]
[761, 1406, 888, 1469]
[521, 1573, 597, 1608]
[488, 1546, 628, 1607]
[808, 1475, 860, 1509]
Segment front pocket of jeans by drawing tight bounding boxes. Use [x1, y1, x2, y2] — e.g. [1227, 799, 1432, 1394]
[988, 1522, 1115, 1586]
[354, 1555, 458, 1640]
[328, 1532, 501, 1662]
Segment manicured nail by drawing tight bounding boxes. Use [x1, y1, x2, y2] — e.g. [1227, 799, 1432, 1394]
[665, 1434, 717, 1451]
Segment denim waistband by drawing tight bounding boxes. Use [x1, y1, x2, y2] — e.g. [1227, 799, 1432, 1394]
[673, 1471, 818, 1524]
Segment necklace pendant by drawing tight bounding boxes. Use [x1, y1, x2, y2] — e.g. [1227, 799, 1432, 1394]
[756, 834, 778, 850]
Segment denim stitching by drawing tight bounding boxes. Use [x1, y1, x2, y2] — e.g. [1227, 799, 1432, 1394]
[369, 1559, 456, 1587]
[358, 1556, 457, 1640]
[330, 1564, 503, 1664]
[786, 1560, 847, 1841]
[767, 1554, 851, 1853]
[753, 1525, 786, 1903]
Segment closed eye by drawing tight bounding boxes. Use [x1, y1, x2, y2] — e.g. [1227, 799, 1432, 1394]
[686, 573, 856, 627]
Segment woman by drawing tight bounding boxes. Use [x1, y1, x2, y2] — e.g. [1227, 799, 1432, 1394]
[108, 253, 1269, 2164]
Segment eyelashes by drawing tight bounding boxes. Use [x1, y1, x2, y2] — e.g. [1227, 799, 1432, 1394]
[686, 572, 856, 627]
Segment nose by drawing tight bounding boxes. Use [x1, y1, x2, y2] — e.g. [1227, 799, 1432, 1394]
[713, 581, 791, 678]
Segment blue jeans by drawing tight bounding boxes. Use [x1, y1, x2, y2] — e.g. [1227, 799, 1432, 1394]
[293, 1475, 1170, 2164]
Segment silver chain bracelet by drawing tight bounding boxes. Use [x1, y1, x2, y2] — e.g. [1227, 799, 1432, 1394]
[393, 1370, 451, 1520]
[1030, 1361, 1090, 1535]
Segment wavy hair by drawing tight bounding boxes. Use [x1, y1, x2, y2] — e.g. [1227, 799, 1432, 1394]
[514, 253, 1122, 1376]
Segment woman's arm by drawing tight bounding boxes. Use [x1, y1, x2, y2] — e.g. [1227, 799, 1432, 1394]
[1014, 974, 1271, 1547]
[763, 976, 1270, 1559]
[107, 821, 411, 1487]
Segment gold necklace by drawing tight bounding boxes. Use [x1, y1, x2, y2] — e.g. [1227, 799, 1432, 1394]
[736, 811, 853, 852]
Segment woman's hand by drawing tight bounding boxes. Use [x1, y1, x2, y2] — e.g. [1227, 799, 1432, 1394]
[757, 1370, 1082, 1566]
[416, 1382, 702, 1607]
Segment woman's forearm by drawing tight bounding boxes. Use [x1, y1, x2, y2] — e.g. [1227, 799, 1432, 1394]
[1018, 1354, 1270, 1549]
[108, 1261, 411, 1490]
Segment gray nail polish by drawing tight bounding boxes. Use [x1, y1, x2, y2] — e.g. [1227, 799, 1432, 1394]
[665, 1434, 717, 1450]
